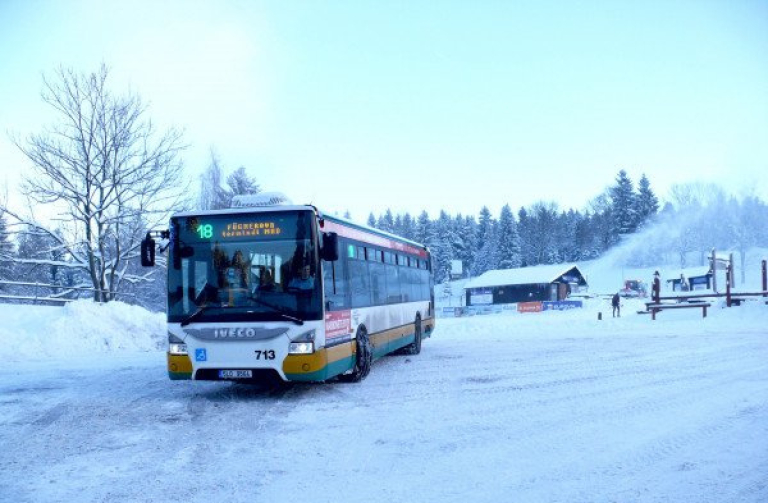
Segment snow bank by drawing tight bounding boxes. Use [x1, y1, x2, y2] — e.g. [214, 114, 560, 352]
[439, 295, 768, 339]
[0, 300, 166, 362]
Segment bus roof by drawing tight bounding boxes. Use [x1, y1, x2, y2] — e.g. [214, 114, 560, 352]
[322, 213, 428, 251]
[171, 205, 316, 219]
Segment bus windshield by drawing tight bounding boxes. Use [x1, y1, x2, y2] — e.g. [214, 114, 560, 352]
[167, 210, 322, 324]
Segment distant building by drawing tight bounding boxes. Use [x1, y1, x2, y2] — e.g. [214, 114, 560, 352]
[464, 264, 588, 306]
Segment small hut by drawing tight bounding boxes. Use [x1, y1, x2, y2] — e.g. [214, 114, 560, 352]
[464, 264, 588, 306]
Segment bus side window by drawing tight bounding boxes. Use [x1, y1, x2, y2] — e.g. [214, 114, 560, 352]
[369, 260, 387, 305]
[349, 257, 371, 308]
[386, 263, 400, 303]
[323, 259, 348, 309]
[419, 268, 429, 300]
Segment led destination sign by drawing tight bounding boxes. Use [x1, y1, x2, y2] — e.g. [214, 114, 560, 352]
[221, 221, 282, 239]
[176, 212, 309, 243]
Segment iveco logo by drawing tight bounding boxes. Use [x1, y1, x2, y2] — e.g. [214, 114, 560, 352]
[215, 328, 259, 339]
[184, 327, 289, 342]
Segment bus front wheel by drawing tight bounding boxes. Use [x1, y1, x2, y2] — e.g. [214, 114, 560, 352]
[339, 327, 372, 383]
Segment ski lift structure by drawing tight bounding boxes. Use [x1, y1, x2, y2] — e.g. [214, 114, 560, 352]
[709, 248, 735, 294]
[647, 249, 768, 316]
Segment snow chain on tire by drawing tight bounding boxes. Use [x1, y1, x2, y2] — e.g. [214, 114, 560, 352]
[403, 316, 422, 355]
[339, 327, 372, 383]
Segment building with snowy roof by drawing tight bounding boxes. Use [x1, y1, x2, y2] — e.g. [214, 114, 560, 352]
[463, 264, 588, 306]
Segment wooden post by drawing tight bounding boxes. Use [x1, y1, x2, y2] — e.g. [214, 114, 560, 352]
[729, 252, 735, 287]
[703, 305, 707, 318]
[726, 264, 732, 307]
[711, 248, 717, 294]
[762, 260, 767, 297]
[652, 272, 661, 303]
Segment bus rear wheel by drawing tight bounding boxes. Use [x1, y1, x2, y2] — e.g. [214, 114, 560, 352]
[403, 316, 422, 355]
[339, 327, 372, 383]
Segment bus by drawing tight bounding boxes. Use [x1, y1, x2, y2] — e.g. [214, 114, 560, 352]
[141, 193, 435, 383]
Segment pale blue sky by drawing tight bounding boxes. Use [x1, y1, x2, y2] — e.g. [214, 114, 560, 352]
[1, 0, 766, 220]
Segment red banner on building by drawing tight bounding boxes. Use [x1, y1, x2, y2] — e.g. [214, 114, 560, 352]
[517, 301, 543, 313]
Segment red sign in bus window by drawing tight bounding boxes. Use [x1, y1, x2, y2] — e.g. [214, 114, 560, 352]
[325, 310, 352, 339]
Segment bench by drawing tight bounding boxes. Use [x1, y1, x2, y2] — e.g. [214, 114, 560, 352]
[646, 302, 711, 320]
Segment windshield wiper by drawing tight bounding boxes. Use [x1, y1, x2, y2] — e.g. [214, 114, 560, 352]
[181, 300, 305, 327]
[247, 297, 305, 325]
[180, 305, 214, 327]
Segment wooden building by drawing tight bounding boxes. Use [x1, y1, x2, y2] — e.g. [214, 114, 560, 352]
[464, 264, 588, 306]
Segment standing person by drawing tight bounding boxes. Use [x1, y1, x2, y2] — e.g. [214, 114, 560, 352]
[612, 292, 621, 318]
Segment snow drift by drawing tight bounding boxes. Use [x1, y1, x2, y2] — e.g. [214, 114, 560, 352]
[0, 300, 166, 361]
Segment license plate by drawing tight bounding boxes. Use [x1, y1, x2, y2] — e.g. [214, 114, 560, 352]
[218, 370, 253, 379]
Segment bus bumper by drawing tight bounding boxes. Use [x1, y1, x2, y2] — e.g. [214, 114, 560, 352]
[167, 353, 193, 380]
[283, 342, 355, 382]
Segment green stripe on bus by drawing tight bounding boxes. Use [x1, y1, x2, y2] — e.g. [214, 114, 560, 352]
[371, 332, 415, 359]
[168, 371, 192, 380]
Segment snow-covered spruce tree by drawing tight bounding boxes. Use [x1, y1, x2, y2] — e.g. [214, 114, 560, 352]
[401, 213, 415, 241]
[393, 214, 403, 237]
[609, 169, 638, 240]
[476, 206, 493, 253]
[574, 211, 599, 259]
[367, 212, 377, 228]
[449, 213, 466, 273]
[635, 174, 659, 228]
[474, 219, 500, 274]
[5, 65, 186, 303]
[473, 207, 495, 274]
[587, 193, 614, 256]
[459, 215, 477, 276]
[226, 166, 260, 199]
[497, 204, 521, 269]
[430, 211, 456, 284]
[415, 210, 431, 245]
[558, 209, 582, 262]
[381, 209, 395, 233]
[524, 201, 560, 266]
[516, 206, 532, 267]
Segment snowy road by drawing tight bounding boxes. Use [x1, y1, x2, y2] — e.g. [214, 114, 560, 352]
[2, 306, 767, 503]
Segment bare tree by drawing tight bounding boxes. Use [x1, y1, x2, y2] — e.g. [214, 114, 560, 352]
[3, 65, 187, 302]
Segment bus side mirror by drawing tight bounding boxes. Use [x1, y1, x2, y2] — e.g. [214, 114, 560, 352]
[141, 234, 156, 267]
[321, 232, 339, 261]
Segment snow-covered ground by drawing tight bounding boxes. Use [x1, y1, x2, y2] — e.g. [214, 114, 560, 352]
[1, 297, 767, 503]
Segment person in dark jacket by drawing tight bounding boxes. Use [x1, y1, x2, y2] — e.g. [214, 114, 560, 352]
[611, 292, 621, 317]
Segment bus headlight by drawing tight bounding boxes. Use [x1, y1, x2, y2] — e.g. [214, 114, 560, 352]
[169, 343, 188, 355]
[289, 342, 314, 354]
[168, 332, 188, 355]
[289, 329, 315, 354]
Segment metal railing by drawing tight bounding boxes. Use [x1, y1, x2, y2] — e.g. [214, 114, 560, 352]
[0, 280, 138, 305]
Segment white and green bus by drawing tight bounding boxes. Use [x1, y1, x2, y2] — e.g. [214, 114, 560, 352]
[142, 194, 435, 383]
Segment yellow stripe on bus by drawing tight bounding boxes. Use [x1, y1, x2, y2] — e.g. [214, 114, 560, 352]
[167, 353, 193, 379]
[283, 341, 355, 376]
